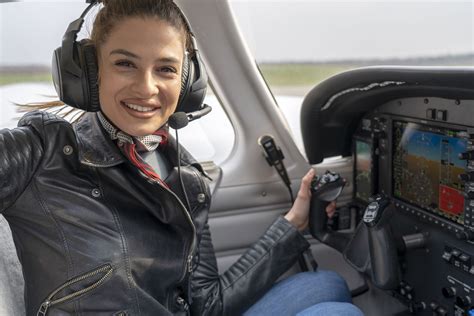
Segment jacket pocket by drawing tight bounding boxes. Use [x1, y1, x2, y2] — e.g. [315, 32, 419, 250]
[37, 263, 114, 316]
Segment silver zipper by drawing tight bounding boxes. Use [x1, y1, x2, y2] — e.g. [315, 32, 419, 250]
[187, 255, 193, 273]
[36, 264, 114, 316]
[176, 296, 190, 311]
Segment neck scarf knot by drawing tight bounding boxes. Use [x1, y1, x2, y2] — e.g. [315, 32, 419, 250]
[97, 112, 169, 187]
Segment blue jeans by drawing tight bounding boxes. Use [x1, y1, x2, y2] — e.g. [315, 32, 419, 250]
[244, 270, 364, 316]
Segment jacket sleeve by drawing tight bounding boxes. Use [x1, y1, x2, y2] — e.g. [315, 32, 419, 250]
[190, 216, 310, 316]
[0, 114, 44, 213]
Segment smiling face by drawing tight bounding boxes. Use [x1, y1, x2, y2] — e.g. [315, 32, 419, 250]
[97, 17, 185, 136]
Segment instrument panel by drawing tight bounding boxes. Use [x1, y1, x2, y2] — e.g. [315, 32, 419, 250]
[353, 98, 474, 239]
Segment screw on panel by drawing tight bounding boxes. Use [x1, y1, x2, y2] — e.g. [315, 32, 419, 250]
[423, 98, 429, 104]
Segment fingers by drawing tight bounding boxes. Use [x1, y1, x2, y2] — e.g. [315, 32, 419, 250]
[326, 200, 337, 218]
[301, 169, 315, 190]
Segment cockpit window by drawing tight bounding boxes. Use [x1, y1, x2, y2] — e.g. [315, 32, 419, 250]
[229, 0, 474, 156]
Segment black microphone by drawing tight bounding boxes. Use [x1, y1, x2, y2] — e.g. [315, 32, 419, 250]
[169, 112, 189, 130]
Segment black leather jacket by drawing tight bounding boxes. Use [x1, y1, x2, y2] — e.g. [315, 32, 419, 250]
[0, 111, 310, 316]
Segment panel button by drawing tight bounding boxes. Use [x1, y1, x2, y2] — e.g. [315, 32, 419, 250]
[437, 110, 447, 121]
[451, 249, 462, 257]
[460, 254, 471, 262]
[426, 108, 436, 119]
[436, 306, 448, 316]
[442, 252, 453, 262]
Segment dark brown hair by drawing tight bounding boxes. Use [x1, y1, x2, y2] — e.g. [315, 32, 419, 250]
[91, 0, 192, 52]
[21, 0, 192, 118]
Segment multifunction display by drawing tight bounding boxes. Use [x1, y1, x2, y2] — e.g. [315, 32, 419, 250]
[355, 139, 373, 202]
[392, 121, 467, 224]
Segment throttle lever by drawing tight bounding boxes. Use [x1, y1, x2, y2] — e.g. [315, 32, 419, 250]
[363, 195, 400, 290]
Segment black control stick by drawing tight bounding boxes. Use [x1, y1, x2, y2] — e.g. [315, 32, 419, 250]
[309, 171, 351, 252]
[363, 195, 400, 290]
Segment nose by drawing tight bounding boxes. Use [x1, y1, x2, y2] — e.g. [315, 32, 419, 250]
[131, 70, 159, 97]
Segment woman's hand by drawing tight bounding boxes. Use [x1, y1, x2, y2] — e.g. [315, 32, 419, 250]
[284, 169, 337, 231]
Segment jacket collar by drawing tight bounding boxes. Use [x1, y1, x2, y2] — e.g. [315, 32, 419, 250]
[73, 112, 205, 175]
[73, 112, 125, 167]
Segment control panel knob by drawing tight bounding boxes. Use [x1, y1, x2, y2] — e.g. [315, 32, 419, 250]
[464, 191, 474, 200]
[459, 151, 474, 160]
[459, 172, 474, 182]
[429, 301, 439, 311]
[455, 296, 472, 308]
[442, 286, 456, 298]
[435, 306, 448, 316]
[408, 301, 426, 313]
[456, 230, 474, 241]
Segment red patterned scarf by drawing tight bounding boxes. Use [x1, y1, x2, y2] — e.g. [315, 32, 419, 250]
[97, 112, 169, 188]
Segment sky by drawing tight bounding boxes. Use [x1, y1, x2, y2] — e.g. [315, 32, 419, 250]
[0, 0, 473, 65]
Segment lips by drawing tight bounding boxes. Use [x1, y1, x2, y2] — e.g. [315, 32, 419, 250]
[120, 101, 161, 118]
[123, 102, 155, 112]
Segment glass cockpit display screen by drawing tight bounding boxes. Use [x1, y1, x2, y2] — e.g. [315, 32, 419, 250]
[392, 121, 467, 224]
[355, 139, 373, 202]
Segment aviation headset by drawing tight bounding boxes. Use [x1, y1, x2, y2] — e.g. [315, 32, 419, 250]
[52, 0, 208, 113]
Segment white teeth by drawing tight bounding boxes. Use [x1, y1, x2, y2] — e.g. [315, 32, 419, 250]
[124, 103, 155, 112]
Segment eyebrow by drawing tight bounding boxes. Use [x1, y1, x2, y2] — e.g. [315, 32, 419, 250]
[109, 49, 180, 64]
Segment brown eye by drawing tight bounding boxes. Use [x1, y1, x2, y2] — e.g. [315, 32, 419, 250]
[115, 60, 135, 68]
[161, 67, 177, 73]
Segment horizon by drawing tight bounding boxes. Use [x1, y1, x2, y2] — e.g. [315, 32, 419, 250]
[1, 52, 473, 70]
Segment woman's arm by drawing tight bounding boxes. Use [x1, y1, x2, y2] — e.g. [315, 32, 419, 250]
[0, 123, 44, 213]
[190, 217, 308, 316]
[190, 169, 340, 315]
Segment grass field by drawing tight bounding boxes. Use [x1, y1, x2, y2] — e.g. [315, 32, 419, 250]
[0, 72, 52, 86]
[0, 64, 353, 88]
[258, 63, 353, 87]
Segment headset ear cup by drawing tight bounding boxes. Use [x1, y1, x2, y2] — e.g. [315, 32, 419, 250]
[176, 52, 208, 113]
[51, 47, 64, 100]
[177, 54, 191, 112]
[81, 42, 100, 112]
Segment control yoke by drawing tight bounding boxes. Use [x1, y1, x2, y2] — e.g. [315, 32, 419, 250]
[308, 170, 351, 252]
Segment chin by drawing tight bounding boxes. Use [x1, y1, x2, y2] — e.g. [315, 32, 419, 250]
[125, 124, 164, 137]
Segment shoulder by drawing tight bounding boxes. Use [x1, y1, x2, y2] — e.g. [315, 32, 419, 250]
[17, 110, 72, 135]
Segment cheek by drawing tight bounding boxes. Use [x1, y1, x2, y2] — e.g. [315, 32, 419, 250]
[162, 80, 183, 113]
[99, 69, 124, 102]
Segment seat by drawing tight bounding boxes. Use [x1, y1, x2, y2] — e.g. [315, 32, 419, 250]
[0, 215, 25, 316]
